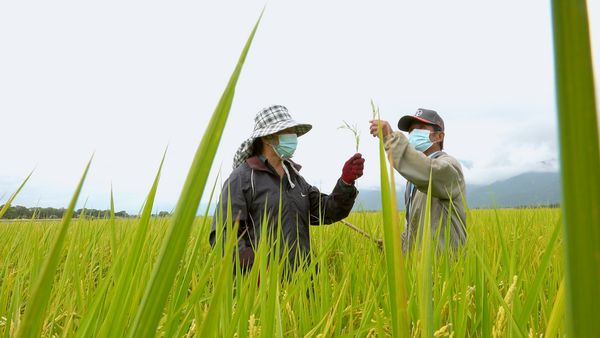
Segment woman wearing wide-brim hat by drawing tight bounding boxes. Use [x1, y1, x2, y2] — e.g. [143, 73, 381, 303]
[210, 105, 365, 271]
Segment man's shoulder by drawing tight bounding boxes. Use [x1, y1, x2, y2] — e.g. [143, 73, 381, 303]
[436, 152, 463, 170]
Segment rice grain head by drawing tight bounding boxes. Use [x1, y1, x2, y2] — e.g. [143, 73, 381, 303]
[434, 323, 452, 337]
[492, 275, 518, 338]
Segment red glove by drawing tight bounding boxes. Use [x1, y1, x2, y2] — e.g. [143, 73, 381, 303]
[341, 153, 365, 185]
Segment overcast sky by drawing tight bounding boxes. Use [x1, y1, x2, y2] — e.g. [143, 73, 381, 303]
[1, 1, 599, 213]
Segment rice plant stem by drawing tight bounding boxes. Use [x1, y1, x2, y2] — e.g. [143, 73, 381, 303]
[340, 220, 383, 249]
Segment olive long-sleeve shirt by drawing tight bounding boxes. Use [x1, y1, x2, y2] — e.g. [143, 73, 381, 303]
[384, 132, 467, 252]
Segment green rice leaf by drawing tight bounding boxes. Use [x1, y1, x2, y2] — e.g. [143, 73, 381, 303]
[109, 185, 117, 256]
[0, 171, 33, 219]
[375, 103, 409, 337]
[545, 278, 566, 338]
[551, 1, 600, 336]
[98, 149, 166, 337]
[517, 218, 561, 325]
[195, 218, 240, 337]
[417, 170, 434, 337]
[15, 157, 93, 338]
[127, 10, 263, 337]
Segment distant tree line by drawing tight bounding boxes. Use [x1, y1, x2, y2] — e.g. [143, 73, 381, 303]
[464, 203, 560, 210]
[514, 203, 560, 209]
[0, 205, 175, 220]
[0, 205, 136, 219]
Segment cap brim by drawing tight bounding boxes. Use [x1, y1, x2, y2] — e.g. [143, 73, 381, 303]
[397, 115, 436, 131]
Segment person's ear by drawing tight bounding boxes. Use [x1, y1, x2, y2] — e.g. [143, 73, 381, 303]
[260, 137, 268, 147]
[263, 135, 278, 146]
[430, 131, 444, 143]
[436, 132, 445, 143]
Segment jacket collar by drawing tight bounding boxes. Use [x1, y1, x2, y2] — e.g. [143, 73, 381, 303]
[245, 155, 302, 173]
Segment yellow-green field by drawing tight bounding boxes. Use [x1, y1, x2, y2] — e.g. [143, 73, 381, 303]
[0, 208, 563, 337]
[1, 1, 597, 336]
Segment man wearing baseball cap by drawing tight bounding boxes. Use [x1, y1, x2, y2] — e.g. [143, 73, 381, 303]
[369, 108, 467, 252]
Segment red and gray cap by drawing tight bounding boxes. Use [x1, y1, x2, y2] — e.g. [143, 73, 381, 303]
[397, 108, 445, 132]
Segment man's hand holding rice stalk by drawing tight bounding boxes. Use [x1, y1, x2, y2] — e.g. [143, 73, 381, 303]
[369, 106, 467, 253]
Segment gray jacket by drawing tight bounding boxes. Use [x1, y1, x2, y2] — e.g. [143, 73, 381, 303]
[384, 132, 467, 252]
[210, 156, 358, 267]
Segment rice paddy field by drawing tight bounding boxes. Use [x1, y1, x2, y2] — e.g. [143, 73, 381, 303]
[0, 209, 563, 337]
[0, 1, 598, 337]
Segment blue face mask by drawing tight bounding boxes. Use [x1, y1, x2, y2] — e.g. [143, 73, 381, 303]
[271, 133, 298, 159]
[408, 129, 434, 152]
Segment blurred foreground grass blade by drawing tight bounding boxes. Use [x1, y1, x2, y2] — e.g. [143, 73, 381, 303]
[15, 157, 93, 338]
[375, 105, 409, 337]
[128, 11, 263, 337]
[0, 171, 33, 218]
[551, 0, 600, 336]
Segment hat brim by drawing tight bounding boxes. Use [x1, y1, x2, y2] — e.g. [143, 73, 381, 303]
[397, 115, 437, 132]
[232, 119, 312, 169]
[251, 120, 312, 139]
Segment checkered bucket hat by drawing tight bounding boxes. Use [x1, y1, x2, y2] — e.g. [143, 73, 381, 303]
[232, 105, 312, 168]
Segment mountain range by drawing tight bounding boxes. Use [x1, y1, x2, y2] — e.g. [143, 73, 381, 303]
[352, 171, 561, 211]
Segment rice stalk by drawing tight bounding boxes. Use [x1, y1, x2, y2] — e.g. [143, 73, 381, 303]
[338, 120, 360, 152]
[545, 279, 565, 338]
[374, 100, 409, 337]
[127, 9, 264, 337]
[97, 150, 166, 337]
[492, 275, 518, 338]
[15, 157, 92, 338]
[551, 0, 600, 336]
[417, 170, 434, 337]
[0, 171, 33, 219]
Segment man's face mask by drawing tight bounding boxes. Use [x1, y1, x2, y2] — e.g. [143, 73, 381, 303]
[408, 129, 435, 152]
[270, 133, 298, 159]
